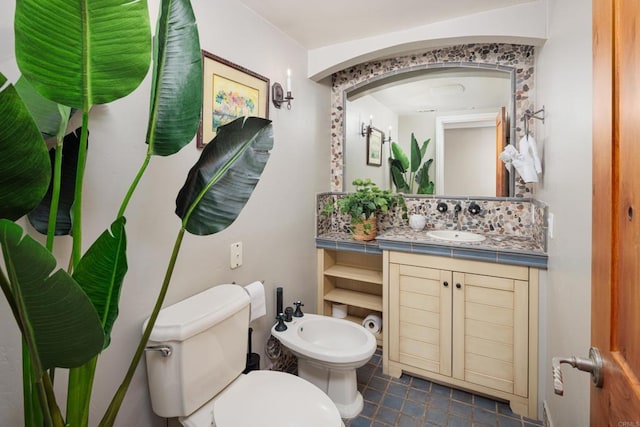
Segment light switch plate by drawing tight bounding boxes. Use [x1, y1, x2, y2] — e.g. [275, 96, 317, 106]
[230, 242, 242, 269]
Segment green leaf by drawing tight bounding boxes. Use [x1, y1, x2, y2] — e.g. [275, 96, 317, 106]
[415, 159, 431, 194]
[27, 129, 82, 235]
[176, 117, 273, 235]
[72, 217, 128, 347]
[0, 72, 50, 221]
[416, 159, 435, 194]
[0, 220, 105, 373]
[147, 0, 202, 156]
[391, 142, 409, 171]
[390, 161, 410, 193]
[14, 76, 66, 139]
[425, 181, 435, 195]
[410, 132, 422, 173]
[420, 138, 430, 159]
[15, 0, 151, 109]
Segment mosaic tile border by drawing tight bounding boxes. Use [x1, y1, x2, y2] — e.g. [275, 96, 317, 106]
[317, 192, 549, 265]
[330, 43, 537, 197]
[318, 193, 546, 240]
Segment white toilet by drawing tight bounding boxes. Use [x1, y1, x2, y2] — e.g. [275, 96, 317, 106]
[272, 313, 377, 418]
[144, 284, 343, 427]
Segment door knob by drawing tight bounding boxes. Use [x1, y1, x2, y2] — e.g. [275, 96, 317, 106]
[551, 347, 603, 396]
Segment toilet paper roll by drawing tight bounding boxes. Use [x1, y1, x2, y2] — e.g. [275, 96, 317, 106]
[244, 281, 266, 321]
[362, 314, 382, 334]
[332, 303, 347, 319]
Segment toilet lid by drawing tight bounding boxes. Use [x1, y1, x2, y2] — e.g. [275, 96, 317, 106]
[184, 370, 342, 427]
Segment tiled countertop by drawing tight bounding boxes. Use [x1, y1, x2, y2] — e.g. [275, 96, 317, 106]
[316, 227, 548, 269]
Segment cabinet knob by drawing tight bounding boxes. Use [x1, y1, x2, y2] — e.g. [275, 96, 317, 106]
[443, 281, 449, 287]
[456, 283, 462, 289]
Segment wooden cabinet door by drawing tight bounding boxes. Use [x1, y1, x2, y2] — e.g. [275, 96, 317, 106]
[452, 272, 529, 397]
[591, 0, 640, 422]
[389, 263, 452, 376]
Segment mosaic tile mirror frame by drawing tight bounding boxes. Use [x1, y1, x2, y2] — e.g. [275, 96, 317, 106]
[330, 43, 537, 198]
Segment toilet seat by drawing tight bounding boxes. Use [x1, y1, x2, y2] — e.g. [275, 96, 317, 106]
[180, 370, 343, 427]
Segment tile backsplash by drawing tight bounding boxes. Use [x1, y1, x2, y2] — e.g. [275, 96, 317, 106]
[317, 193, 548, 251]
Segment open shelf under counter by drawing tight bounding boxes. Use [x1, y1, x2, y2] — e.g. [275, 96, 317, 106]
[318, 247, 385, 348]
[323, 288, 382, 312]
[323, 264, 383, 284]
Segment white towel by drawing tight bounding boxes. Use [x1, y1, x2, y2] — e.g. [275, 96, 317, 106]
[500, 142, 538, 183]
[499, 144, 518, 170]
[244, 281, 266, 321]
[525, 135, 543, 174]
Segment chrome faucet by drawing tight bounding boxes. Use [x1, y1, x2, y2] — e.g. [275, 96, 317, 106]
[454, 203, 462, 230]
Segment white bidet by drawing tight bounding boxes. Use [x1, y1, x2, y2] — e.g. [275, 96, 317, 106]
[272, 313, 377, 419]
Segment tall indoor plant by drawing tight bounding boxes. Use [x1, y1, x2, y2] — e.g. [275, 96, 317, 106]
[0, 1, 273, 426]
[390, 132, 435, 194]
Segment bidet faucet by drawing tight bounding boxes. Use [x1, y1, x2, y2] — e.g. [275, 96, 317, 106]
[454, 203, 462, 230]
[274, 313, 287, 331]
[293, 301, 304, 317]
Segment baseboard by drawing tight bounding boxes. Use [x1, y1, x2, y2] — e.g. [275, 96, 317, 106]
[543, 400, 554, 427]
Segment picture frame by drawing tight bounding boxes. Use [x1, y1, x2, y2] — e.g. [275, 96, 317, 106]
[197, 50, 270, 148]
[366, 127, 384, 166]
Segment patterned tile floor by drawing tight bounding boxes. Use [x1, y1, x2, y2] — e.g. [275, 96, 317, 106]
[343, 349, 543, 427]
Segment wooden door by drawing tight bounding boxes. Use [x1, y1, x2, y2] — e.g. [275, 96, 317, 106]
[495, 106, 508, 196]
[592, 0, 640, 423]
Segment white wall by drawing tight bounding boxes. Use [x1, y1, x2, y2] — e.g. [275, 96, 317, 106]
[345, 95, 397, 191]
[0, 0, 330, 425]
[535, 0, 592, 425]
[307, 1, 548, 80]
[398, 114, 437, 168]
[444, 127, 495, 196]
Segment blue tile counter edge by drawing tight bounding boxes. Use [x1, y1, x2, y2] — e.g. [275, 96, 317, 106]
[316, 230, 548, 269]
[316, 237, 383, 255]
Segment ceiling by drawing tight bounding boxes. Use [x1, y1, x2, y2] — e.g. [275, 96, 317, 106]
[236, 0, 535, 49]
[348, 69, 512, 116]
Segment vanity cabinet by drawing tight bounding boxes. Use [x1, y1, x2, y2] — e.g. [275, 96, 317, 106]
[317, 248, 383, 345]
[385, 252, 538, 418]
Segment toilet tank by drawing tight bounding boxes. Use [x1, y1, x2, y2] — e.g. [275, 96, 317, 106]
[144, 284, 250, 418]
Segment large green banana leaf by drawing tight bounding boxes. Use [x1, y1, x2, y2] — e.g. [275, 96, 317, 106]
[416, 158, 434, 194]
[391, 141, 409, 171]
[410, 133, 421, 173]
[0, 73, 50, 221]
[175, 117, 273, 235]
[14, 0, 151, 109]
[390, 159, 410, 193]
[147, 0, 202, 156]
[0, 220, 105, 374]
[14, 76, 67, 139]
[27, 129, 82, 235]
[72, 217, 128, 348]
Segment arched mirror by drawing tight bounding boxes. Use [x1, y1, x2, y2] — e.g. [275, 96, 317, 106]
[329, 44, 536, 198]
[343, 66, 514, 196]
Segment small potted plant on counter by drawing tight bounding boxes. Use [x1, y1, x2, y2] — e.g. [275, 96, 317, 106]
[331, 178, 402, 241]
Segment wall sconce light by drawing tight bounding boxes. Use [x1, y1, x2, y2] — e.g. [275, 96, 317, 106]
[360, 123, 371, 137]
[360, 115, 373, 137]
[384, 126, 392, 144]
[272, 68, 294, 110]
[361, 118, 392, 144]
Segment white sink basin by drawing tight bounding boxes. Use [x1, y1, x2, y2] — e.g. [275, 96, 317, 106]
[427, 230, 486, 243]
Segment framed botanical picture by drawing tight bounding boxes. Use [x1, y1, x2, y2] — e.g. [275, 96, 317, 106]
[197, 51, 270, 148]
[366, 127, 384, 166]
